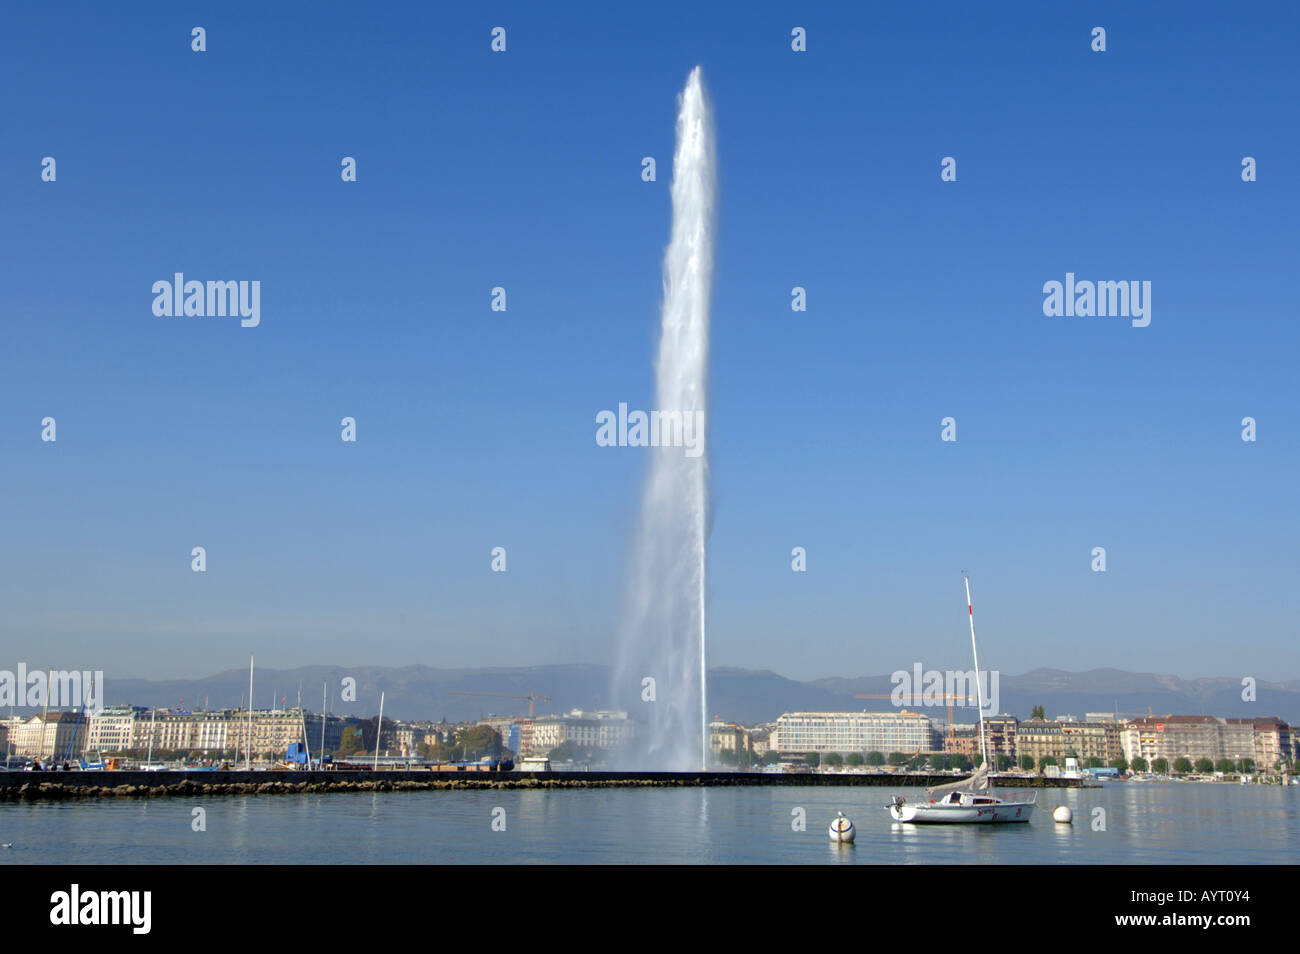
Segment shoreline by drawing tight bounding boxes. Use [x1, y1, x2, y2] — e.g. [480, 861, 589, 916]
[0, 769, 1084, 801]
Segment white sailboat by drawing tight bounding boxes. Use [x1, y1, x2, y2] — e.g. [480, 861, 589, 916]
[887, 575, 1036, 824]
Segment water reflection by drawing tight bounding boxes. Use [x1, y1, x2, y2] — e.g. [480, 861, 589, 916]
[1, 782, 1294, 864]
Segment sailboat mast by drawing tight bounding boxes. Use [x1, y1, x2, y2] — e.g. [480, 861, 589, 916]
[320, 681, 327, 770]
[373, 691, 385, 770]
[41, 669, 52, 765]
[965, 575, 990, 771]
[298, 685, 310, 769]
[246, 655, 254, 770]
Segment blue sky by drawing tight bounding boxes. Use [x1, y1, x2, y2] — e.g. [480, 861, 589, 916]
[2, 2, 1297, 682]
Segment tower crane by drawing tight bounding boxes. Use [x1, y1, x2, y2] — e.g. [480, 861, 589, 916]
[448, 690, 552, 719]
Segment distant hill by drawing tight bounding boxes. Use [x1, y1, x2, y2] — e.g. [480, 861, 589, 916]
[82, 664, 1300, 725]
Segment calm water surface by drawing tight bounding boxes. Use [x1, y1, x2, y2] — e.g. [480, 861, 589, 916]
[1, 782, 1295, 864]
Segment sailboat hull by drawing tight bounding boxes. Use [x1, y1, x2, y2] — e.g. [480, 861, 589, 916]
[890, 799, 1034, 824]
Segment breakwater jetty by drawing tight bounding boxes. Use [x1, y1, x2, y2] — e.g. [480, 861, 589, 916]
[0, 770, 1081, 801]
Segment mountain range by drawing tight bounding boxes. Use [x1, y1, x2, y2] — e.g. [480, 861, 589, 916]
[79, 664, 1300, 726]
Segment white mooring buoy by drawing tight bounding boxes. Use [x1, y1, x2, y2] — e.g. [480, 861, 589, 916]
[1053, 805, 1073, 824]
[829, 811, 856, 843]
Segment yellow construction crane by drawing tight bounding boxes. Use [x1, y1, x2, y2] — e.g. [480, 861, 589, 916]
[449, 690, 552, 719]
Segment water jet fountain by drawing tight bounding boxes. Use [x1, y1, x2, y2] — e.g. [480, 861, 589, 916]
[612, 67, 716, 771]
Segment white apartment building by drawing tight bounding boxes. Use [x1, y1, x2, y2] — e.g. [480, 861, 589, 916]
[6, 712, 83, 760]
[1121, 715, 1274, 766]
[526, 710, 634, 756]
[83, 705, 145, 754]
[772, 711, 935, 756]
[81, 707, 315, 758]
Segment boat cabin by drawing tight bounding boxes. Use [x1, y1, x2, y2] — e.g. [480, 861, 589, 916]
[939, 792, 999, 806]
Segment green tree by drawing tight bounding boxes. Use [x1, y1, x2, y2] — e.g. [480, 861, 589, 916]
[761, 751, 782, 766]
[454, 725, 502, 762]
[1019, 754, 1036, 772]
[953, 754, 973, 772]
[887, 752, 907, 766]
[846, 753, 865, 767]
[824, 753, 843, 769]
[337, 726, 364, 757]
[1110, 757, 1128, 773]
[1086, 757, 1104, 769]
[1194, 758, 1214, 774]
[1038, 756, 1057, 771]
[547, 740, 593, 764]
[1031, 705, 1046, 720]
[865, 751, 885, 767]
[1153, 758, 1170, 774]
[804, 752, 820, 768]
[1238, 758, 1256, 774]
[1173, 757, 1193, 774]
[996, 755, 1015, 771]
[928, 752, 948, 770]
[1131, 757, 1148, 772]
[420, 740, 454, 761]
[353, 716, 384, 754]
[1215, 758, 1236, 774]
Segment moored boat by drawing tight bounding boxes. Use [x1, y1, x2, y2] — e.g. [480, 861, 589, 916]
[888, 764, 1036, 823]
[887, 574, 1035, 825]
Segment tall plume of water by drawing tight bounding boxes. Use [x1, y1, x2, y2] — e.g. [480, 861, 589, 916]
[613, 67, 716, 771]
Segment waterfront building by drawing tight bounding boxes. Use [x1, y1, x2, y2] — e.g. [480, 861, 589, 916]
[1014, 719, 1121, 766]
[772, 711, 934, 756]
[709, 721, 748, 758]
[133, 709, 205, 753]
[7, 711, 83, 760]
[303, 712, 347, 755]
[192, 710, 231, 753]
[526, 710, 634, 756]
[1060, 720, 1122, 765]
[112, 708, 316, 760]
[413, 720, 459, 754]
[985, 715, 1019, 764]
[1226, 717, 1293, 770]
[1014, 719, 1065, 765]
[943, 716, 1018, 764]
[81, 706, 346, 760]
[84, 705, 147, 754]
[1120, 716, 1258, 766]
[227, 708, 314, 759]
[393, 723, 416, 757]
[942, 724, 979, 758]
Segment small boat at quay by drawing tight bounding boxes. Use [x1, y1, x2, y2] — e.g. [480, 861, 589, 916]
[887, 574, 1036, 825]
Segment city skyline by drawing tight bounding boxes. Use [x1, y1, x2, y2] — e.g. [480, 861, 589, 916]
[8, 698, 1296, 778]
[7, 659, 1298, 728]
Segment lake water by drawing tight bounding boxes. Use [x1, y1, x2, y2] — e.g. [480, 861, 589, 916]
[2, 782, 1296, 864]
